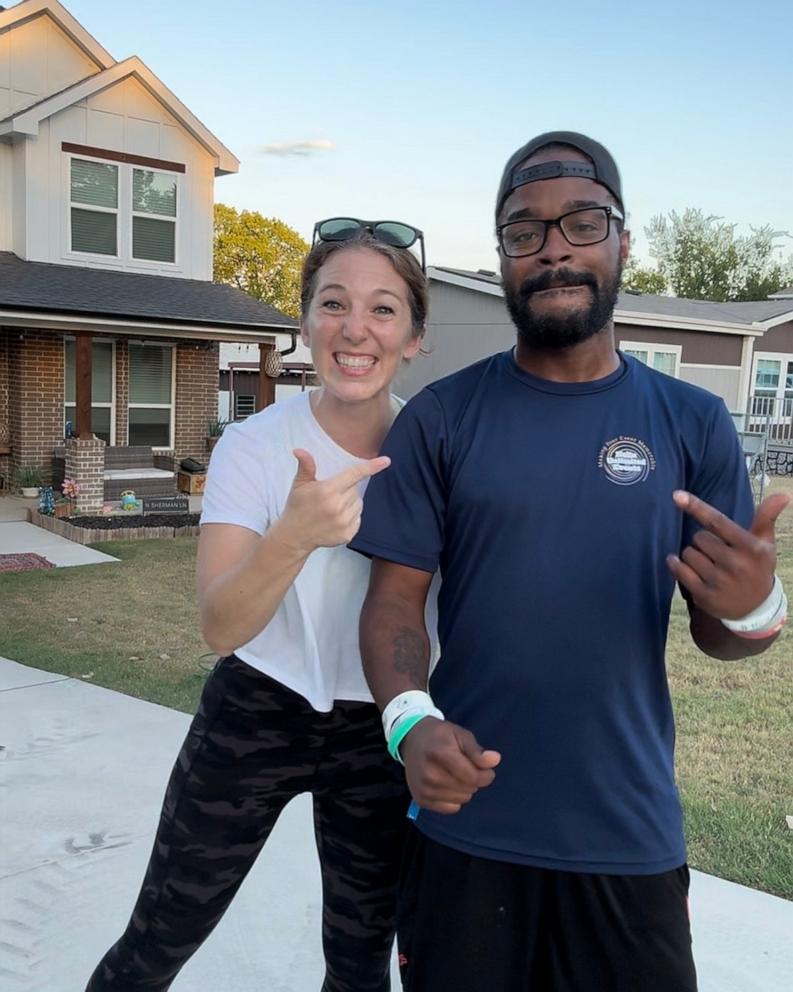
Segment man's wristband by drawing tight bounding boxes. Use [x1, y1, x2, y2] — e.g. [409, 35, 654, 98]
[720, 575, 787, 637]
[387, 712, 431, 764]
[382, 690, 435, 740]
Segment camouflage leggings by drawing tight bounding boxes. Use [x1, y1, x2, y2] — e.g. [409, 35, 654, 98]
[85, 654, 409, 992]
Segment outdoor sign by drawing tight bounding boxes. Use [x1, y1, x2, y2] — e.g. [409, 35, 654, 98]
[144, 496, 190, 515]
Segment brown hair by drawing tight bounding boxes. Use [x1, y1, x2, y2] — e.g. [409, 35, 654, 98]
[300, 230, 427, 339]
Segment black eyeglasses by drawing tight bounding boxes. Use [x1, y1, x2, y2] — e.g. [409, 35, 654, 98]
[497, 206, 624, 258]
[312, 217, 426, 272]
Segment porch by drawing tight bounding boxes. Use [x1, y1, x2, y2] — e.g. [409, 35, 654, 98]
[0, 251, 298, 511]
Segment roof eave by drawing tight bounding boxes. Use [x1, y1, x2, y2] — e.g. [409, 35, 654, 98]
[0, 308, 295, 344]
[1, 56, 239, 174]
[0, 1, 116, 69]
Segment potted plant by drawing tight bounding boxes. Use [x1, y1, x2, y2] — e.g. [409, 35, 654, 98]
[17, 465, 43, 498]
[206, 418, 229, 453]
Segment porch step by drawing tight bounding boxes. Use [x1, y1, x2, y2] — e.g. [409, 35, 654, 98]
[103, 468, 174, 482]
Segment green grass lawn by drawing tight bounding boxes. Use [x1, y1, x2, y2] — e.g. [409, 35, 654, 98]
[1, 479, 791, 898]
[0, 537, 210, 713]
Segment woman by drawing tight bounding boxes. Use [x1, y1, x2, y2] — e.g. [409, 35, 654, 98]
[85, 219, 428, 992]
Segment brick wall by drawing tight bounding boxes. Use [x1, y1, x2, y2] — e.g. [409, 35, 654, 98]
[174, 342, 219, 461]
[0, 330, 9, 489]
[7, 330, 65, 482]
[64, 436, 105, 513]
[0, 330, 9, 431]
[115, 339, 129, 445]
[0, 331, 220, 484]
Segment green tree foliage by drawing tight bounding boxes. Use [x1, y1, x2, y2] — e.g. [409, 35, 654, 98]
[213, 204, 308, 318]
[621, 256, 667, 295]
[645, 208, 793, 302]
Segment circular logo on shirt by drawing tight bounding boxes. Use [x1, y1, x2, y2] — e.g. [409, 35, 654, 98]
[598, 437, 656, 486]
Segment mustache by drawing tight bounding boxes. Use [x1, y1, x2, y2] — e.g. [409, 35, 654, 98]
[518, 268, 597, 299]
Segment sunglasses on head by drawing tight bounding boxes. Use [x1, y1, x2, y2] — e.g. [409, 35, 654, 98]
[312, 217, 426, 272]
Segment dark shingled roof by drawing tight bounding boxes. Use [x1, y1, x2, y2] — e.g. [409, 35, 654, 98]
[0, 252, 296, 330]
[432, 267, 793, 326]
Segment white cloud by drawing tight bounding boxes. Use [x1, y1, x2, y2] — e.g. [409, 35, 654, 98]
[260, 138, 335, 156]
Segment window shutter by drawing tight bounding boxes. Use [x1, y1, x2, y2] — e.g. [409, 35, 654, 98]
[71, 159, 118, 208]
[129, 344, 173, 404]
[64, 340, 113, 402]
[71, 208, 117, 255]
[133, 170, 177, 216]
[132, 216, 176, 262]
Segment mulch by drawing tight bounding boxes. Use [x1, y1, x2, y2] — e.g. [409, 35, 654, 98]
[0, 553, 56, 573]
[64, 513, 201, 531]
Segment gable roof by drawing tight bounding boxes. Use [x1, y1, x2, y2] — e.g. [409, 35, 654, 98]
[0, 1, 115, 70]
[0, 2, 238, 175]
[0, 252, 297, 342]
[769, 286, 793, 299]
[429, 266, 793, 335]
[0, 55, 239, 174]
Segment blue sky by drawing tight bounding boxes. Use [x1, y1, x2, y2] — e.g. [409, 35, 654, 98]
[67, 0, 793, 272]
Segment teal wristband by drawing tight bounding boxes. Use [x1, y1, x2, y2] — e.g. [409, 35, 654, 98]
[387, 712, 429, 764]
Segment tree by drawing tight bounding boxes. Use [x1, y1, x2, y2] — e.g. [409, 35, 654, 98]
[645, 208, 793, 302]
[621, 256, 667, 295]
[213, 204, 308, 318]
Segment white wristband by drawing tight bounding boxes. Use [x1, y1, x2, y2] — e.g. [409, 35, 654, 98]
[720, 576, 788, 634]
[382, 690, 438, 741]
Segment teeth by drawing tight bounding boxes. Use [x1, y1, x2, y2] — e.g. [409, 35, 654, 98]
[336, 354, 376, 368]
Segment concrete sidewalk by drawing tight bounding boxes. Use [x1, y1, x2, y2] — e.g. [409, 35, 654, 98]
[0, 521, 117, 567]
[1, 657, 791, 991]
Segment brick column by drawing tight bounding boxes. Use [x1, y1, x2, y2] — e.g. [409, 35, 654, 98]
[65, 436, 106, 513]
[116, 339, 129, 445]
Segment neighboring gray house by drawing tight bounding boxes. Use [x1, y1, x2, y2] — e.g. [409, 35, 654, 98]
[395, 268, 793, 436]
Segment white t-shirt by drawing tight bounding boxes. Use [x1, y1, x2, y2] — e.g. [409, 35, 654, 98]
[200, 391, 437, 712]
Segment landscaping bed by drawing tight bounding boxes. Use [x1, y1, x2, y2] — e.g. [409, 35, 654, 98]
[33, 510, 201, 544]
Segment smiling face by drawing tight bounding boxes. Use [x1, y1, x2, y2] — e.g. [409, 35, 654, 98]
[300, 246, 422, 406]
[498, 146, 630, 351]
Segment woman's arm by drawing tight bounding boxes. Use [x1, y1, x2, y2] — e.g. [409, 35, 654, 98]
[197, 449, 389, 656]
[197, 519, 312, 657]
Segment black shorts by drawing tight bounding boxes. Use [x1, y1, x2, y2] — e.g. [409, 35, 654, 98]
[398, 828, 697, 992]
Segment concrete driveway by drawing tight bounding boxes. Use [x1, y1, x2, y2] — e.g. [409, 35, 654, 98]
[1, 657, 791, 991]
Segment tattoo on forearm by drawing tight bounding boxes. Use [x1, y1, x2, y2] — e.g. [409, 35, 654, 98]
[393, 627, 427, 689]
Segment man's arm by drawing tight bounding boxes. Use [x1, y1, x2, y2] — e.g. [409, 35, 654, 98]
[667, 490, 790, 660]
[359, 559, 434, 708]
[360, 559, 500, 814]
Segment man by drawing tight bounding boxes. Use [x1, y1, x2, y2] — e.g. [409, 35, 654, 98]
[350, 131, 789, 992]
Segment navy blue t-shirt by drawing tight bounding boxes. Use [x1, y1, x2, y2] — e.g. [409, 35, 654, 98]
[351, 350, 754, 874]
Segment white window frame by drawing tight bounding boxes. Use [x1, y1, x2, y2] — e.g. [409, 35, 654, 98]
[129, 167, 179, 265]
[127, 342, 177, 451]
[63, 338, 117, 444]
[620, 341, 682, 377]
[64, 152, 181, 268]
[750, 351, 793, 420]
[67, 155, 120, 259]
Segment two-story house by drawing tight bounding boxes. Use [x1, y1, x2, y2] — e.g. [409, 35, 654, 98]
[0, 0, 297, 511]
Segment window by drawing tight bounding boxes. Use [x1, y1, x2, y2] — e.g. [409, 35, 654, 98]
[67, 153, 178, 264]
[70, 159, 118, 256]
[620, 341, 681, 377]
[64, 340, 115, 443]
[132, 169, 177, 262]
[234, 393, 256, 420]
[128, 343, 174, 447]
[751, 355, 793, 418]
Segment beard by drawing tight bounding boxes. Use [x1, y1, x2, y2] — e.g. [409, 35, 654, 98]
[503, 263, 622, 350]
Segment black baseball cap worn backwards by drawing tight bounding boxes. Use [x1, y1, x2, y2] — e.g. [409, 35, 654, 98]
[496, 131, 624, 220]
